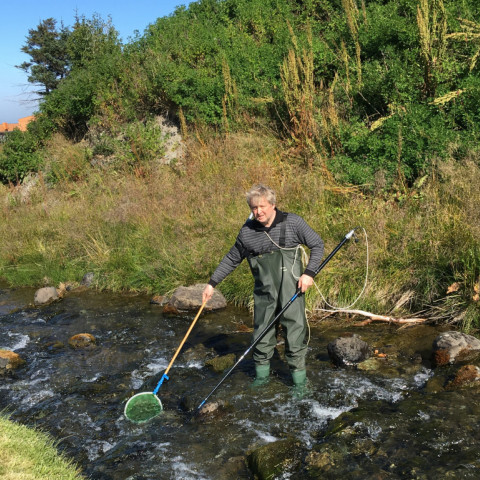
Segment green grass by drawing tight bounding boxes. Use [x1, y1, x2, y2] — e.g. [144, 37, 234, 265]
[0, 414, 83, 479]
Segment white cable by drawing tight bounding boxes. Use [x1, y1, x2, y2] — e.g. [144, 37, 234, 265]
[263, 231, 308, 280]
[314, 227, 369, 312]
[264, 231, 311, 345]
[264, 227, 369, 342]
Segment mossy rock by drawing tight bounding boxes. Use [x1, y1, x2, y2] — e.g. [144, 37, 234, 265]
[446, 365, 480, 390]
[247, 437, 301, 480]
[44, 341, 65, 351]
[305, 446, 345, 474]
[205, 353, 236, 373]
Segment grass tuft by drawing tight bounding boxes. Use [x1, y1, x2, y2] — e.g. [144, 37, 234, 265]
[0, 414, 83, 479]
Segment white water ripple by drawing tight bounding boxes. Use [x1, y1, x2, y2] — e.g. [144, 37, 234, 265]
[130, 356, 169, 389]
[0, 332, 30, 351]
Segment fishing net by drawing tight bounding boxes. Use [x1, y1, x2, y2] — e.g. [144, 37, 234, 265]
[124, 392, 163, 423]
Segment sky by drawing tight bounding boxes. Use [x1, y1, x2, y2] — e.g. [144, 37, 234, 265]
[1, 1, 192, 123]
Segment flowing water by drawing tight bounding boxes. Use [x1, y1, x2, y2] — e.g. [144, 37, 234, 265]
[1, 283, 479, 479]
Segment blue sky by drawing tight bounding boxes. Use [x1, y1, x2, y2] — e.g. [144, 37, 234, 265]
[1, 1, 192, 123]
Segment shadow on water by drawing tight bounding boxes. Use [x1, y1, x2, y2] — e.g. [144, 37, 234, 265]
[1, 283, 480, 479]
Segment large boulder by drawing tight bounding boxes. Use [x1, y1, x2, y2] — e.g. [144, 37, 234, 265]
[432, 331, 480, 366]
[155, 115, 187, 165]
[164, 283, 227, 313]
[0, 350, 26, 374]
[327, 333, 371, 367]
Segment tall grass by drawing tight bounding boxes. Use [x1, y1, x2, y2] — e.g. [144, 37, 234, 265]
[0, 130, 479, 327]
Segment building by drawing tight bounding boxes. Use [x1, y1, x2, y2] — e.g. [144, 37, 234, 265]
[0, 115, 35, 135]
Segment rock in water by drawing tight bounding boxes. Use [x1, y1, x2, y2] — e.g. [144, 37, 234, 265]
[327, 334, 371, 366]
[69, 333, 96, 349]
[433, 331, 480, 366]
[165, 284, 227, 312]
[205, 353, 236, 373]
[0, 350, 26, 374]
[34, 286, 59, 305]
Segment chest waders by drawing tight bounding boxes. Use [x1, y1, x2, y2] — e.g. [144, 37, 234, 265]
[196, 228, 357, 410]
[248, 244, 307, 374]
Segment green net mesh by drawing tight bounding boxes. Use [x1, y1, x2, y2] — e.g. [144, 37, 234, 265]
[124, 392, 163, 423]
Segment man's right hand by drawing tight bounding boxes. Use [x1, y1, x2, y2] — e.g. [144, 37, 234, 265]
[203, 284, 214, 304]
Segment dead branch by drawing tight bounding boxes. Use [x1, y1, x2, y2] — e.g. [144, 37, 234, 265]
[320, 309, 428, 326]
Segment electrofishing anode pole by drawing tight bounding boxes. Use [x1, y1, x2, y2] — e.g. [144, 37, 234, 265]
[196, 227, 358, 411]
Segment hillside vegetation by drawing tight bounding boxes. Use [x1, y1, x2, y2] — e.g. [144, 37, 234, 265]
[0, 0, 479, 329]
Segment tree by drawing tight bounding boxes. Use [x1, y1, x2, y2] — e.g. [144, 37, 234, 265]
[17, 18, 70, 96]
[67, 14, 121, 70]
[38, 15, 123, 139]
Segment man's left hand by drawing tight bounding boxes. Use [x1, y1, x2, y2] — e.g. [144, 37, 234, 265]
[298, 274, 314, 293]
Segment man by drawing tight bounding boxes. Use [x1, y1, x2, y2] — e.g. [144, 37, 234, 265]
[203, 184, 324, 393]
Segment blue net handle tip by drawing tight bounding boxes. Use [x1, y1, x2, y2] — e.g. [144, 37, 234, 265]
[153, 373, 169, 395]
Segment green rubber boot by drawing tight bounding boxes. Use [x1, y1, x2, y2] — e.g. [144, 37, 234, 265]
[251, 364, 270, 388]
[291, 369, 308, 399]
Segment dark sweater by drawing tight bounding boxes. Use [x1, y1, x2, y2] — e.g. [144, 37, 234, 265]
[208, 209, 324, 287]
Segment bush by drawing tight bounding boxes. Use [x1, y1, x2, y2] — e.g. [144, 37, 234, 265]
[0, 129, 44, 184]
[329, 103, 460, 187]
[43, 134, 92, 184]
[11, 1, 480, 189]
[86, 118, 167, 171]
[119, 118, 167, 165]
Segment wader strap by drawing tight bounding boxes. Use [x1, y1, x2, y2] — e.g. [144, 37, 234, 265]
[279, 212, 288, 248]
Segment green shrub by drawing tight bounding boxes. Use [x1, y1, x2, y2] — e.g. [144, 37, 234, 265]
[0, 129, 44, 183]
[120, 118, 166, 165]
[329, 103, 460, 187]
[43, 134, 92, 184]
[86, 118, 167, 170]
[11, 1, 480, 190]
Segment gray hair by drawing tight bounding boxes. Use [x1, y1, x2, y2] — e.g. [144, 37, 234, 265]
[246, 184, 276, 207]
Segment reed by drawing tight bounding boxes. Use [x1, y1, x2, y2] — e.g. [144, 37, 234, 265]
[341, 0, 362, 88]
[280, 22, 319, 169]
[222, 57, 238, 134]
[446, 18, 480, 72]
[417, 0, 447, 98]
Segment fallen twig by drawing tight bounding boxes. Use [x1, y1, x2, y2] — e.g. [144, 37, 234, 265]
[319, 309, 428, 326]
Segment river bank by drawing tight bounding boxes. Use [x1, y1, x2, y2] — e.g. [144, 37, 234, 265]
[1, 131, 479, 333]
[1, 282, 480, 479]
[0, 414, 83, 480]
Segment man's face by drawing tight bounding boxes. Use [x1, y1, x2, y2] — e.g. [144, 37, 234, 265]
[250, 196, 276, 227]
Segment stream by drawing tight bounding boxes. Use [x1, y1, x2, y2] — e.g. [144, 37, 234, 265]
[1, 283, 480, 479]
